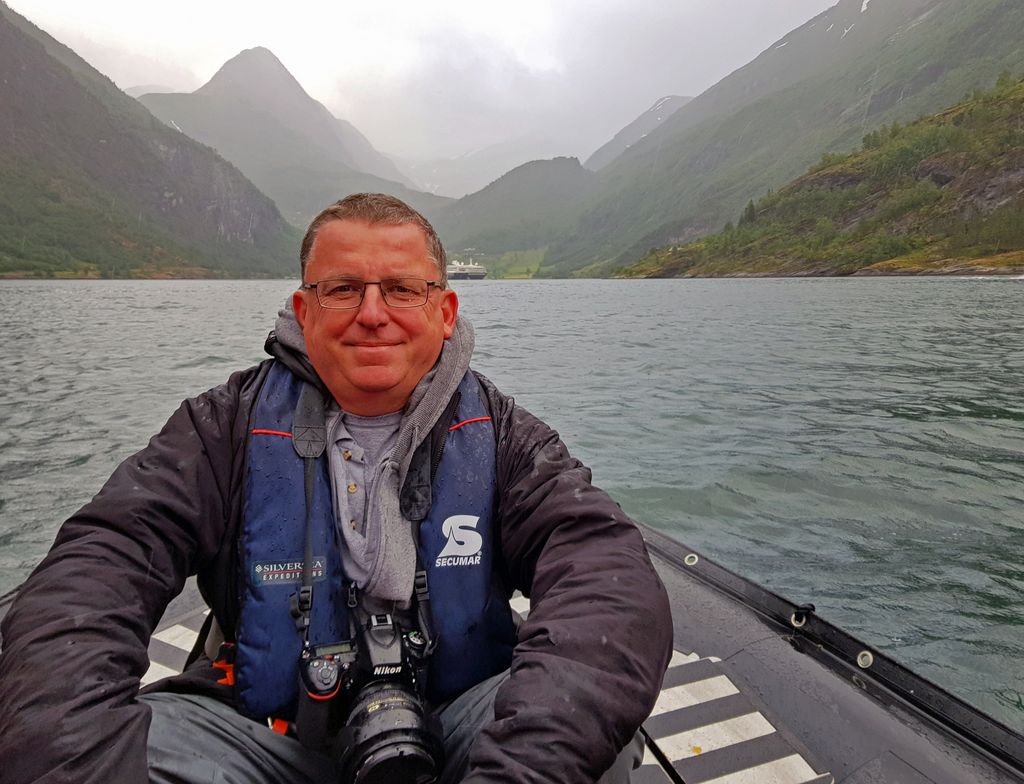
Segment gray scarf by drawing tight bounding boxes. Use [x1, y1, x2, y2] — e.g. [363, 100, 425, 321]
[274, 300, 475, 604]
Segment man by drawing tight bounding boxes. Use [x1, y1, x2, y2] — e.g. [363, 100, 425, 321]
[0, 194, 672, 783]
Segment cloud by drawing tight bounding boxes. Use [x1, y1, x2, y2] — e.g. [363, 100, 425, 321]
[8, 0, 838, 161]
[17, 24, 201, 92]
[327, 27, 574, 159]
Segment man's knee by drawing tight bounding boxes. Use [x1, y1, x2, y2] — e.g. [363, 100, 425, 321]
[598, 731, 645, 784]
[142, 692, 335, 784]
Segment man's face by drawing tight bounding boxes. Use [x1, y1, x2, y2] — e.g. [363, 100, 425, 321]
[293, 219, 458, 415]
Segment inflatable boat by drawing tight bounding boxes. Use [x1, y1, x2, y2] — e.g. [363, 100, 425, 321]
[1, 523, 1022, 783]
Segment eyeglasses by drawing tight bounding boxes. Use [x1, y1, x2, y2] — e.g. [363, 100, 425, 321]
[300, 277, 443, 309]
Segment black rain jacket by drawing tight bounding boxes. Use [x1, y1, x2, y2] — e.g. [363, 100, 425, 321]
[0, 346, 672, 783]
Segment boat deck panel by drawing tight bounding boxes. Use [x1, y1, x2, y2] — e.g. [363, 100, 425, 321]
[646, 534, 1024, 784]
[144, 597, 831, 784]
[642, 652, 830, 784]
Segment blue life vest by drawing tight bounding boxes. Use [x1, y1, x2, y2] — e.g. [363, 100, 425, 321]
[235, 362, 516, 720]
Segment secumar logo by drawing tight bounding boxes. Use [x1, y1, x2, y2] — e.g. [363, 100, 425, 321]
[435, 515, 483, 568]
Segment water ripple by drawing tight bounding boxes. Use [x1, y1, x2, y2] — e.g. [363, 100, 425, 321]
[2, 276, 1022, 731]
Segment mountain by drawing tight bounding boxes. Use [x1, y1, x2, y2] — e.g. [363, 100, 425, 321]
[621, 74, 1024, 277]
[396, 137, 577, 199]
[546, 0, 1024, 276]
[584, 96, 692, 171]
[190, 47, 411, 187]
[138, 48, 450, 226]
[478, 0, 1024, 277]
[0, 3, 297, 278]
[124, 84, 178, 98]
[433, 157, 598, 253]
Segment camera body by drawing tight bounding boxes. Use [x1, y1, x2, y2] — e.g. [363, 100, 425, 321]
[297, 613, 443, 784]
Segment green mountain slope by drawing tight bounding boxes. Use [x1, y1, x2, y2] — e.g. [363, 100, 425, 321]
[433, 157, 598, 255]
[139, 48, 451, 227]
[0, 3, 298, 278]
[621, 75, 1024, 278]
[540, 0, 1024, 277]
[584, 96, 692, 172]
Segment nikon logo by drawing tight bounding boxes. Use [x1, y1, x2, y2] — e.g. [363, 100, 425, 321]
[374, 665, 403, 676]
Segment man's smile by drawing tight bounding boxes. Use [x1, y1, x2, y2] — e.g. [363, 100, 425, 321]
[348, 341, 400, 348]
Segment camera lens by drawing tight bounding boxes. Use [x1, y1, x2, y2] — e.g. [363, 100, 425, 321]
[353, 743, 436, 784]
[340, 682, 443, 784]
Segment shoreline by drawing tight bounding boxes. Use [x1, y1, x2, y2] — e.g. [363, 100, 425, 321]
[2, 270, 1024, 282]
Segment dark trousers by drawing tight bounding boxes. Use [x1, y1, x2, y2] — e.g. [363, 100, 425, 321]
[143, 671, 643, 783]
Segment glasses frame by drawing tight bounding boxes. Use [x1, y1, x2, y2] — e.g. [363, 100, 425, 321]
[300, 277, 444, 309]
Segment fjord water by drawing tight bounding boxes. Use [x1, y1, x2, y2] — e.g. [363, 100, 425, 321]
[1, 278, 1022, 731]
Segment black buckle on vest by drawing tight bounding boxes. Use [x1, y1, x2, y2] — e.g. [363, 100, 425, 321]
[290, 586, 313, 632]
[414, 570, 430, 603]
[413, 570, 438, 656]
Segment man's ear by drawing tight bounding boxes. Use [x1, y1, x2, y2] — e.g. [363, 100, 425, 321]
[440, 289, 459, 339]
[293, 289, 308, 331]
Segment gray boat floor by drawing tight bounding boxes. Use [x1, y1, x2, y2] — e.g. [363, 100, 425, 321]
[148, 579, 832, 784]
[146, 532, 1024, 784]
[4, 530, 1018, 780]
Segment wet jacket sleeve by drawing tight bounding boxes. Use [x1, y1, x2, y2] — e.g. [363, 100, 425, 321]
[0, 369, 254, 784]
[465, 379, 673, 783]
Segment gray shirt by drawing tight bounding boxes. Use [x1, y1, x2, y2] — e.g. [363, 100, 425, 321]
[326, 407, 404, 604]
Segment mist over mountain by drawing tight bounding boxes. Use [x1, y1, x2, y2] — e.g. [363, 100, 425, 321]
[396, 136, 580, 199]
[139, 48, 449, 226]
[528, 0, 1024, 276]
[584, 96, 692, 171]
[6, 0, 1023, 280]
[433, 157, 598, 253]
[0, 2, 297, 278]
[192, 48, 410, 187]
[124, 84, 176, 98]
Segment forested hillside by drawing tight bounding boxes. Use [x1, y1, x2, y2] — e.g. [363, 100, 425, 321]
[541, 0, 1024, 277]
[0, 3, 298, 278]
[432, 0, 1024, 278]
[622, 75, 1024, 277]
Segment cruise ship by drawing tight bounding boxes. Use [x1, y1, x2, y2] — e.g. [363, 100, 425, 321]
[446, 259, 487, 280]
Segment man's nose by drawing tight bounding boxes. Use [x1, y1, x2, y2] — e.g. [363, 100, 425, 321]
[354, 283, 390, 326]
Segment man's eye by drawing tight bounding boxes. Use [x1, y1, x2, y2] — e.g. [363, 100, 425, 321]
[323, 281, 360, 297]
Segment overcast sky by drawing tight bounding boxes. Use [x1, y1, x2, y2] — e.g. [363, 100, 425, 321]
[10, 0, 838, 161]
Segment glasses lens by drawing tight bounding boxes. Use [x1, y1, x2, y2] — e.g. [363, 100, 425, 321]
[381, 278, 429, 307]
[317, 278, 364, 309]
[314, 278, 431, 308]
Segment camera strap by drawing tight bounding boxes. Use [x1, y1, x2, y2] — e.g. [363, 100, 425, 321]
[411, 563, 439, 697]
[414, 565, 437, 655]
[288, 382, 439, 686]
[290, 382, 327, 642]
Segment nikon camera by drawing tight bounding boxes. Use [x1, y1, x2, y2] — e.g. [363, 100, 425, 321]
[296, 613, 444, 784]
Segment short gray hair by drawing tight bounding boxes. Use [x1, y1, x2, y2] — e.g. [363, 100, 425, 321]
[300, 193, 447, 286]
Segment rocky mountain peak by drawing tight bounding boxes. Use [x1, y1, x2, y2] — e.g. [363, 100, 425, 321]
[195, 46, 311, 107]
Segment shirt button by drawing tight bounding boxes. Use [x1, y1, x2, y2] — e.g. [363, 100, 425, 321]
[342, 450, 353, 461]
[347, 483, 358, 494]
[350, 519, 357, 529]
